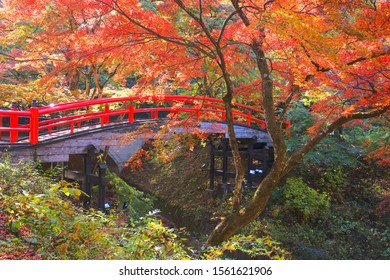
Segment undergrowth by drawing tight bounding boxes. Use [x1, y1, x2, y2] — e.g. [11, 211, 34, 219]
[0, 157, 289, 260]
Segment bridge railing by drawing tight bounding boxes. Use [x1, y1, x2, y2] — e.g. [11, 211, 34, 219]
[0, 95, 290, 145]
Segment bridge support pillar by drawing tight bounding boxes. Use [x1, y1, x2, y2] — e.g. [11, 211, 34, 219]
[209, 137, 273, 198]
[65, 145, 108, 212]
[97, 164, 107, 211]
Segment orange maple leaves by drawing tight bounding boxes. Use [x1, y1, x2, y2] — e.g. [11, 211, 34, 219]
[1, 0, 389, 135]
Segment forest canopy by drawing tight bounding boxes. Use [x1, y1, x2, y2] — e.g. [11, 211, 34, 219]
[0, 0, 389, 247]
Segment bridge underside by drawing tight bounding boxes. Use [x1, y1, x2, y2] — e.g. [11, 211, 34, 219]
[0, 120, 272, 174]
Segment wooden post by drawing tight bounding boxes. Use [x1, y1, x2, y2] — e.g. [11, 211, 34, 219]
[98, 163, 107, 211]
[82, 147, 94, 208]
[10, 101, 19, 143]
[221, 139, 228, 195]
[29, 99, 39, 145]
[209, 141, 215, 192]
[222, 139, 228, 185]
[247, 138, 254, 188]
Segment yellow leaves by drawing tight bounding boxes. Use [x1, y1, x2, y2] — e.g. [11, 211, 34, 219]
[302, 88, 332, 105]
[62, 187, 81, 200]
[62, 187, 71, 197]
[51, 180, 82, 200]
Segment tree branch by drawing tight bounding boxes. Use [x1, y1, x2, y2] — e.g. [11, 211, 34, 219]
[97, 0, 216, 60]
[283, 105, 390, 176]
[217, 10, 239, 45]
[230, 0, 251, 26]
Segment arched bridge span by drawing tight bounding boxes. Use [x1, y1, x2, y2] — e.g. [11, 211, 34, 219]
[0, 95, 291, 144]
[0, 95, 290, 172]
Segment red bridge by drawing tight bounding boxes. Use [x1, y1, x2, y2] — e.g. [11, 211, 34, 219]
[0, 95, 291, 208]
[0, 95, 287, 145]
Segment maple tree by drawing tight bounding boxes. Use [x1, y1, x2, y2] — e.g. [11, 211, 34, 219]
[1, 0, 389, 246]
[94, 0, 390, 245]
[0, 0, 127, 104]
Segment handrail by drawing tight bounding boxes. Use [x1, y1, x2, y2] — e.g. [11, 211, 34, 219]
[0, 95, 290, 144]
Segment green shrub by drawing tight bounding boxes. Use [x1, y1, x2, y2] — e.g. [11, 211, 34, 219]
[203, 234, 290, 260]
[286, 102, 365, 169]
[282, 177, 330, 223]
[317, 167, 348, 199]
[0, 159, 190, 260]
[106, 170, 154, 219]
[119, 217, 191, 260]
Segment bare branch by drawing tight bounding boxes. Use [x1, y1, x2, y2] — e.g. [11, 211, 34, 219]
[283, 104, 390, 176]
[217, 10, 239, 45]
[97, 0, 216, 59]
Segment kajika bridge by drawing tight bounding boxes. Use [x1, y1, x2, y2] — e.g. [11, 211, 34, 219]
[0, 95, 289, 167]
[0, 95, 289, 209]
[0, 95, 273, 143]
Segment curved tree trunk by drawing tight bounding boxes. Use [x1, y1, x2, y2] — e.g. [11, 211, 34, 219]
[207, 160, 286, 245]
[207, 31, 287, 245]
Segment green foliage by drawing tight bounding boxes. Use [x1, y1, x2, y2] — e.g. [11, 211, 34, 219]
[203, 235, 290, 260]
[106, 170, 154, 219]
[343, 120, 390, 166]
[317, 167, 348, 199]
[286, 102, 363, 168]
[283, 212, 390, 259]
[286, 102, 315, 143]
[0, 159, 190, 260]
[282, 177, 330, 223]
[36, 163, 64, 180]
[118, 216, 190, 260]
[261, 161, 390, 259]
[304, 139, 362, 168]
[286, 112, 389, 169]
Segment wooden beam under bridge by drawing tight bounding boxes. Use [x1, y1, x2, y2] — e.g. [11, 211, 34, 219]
[63, 145, 108, 211]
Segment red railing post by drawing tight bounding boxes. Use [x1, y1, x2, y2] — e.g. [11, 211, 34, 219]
[104, 104, 110, 124]
[128, 105, 134, 123]
[260, 121, 266, 130]
[29, 99, 39, 144]
[285, 120, 292, 138]
[48, 120, 53, 134]
[10, 101, 19, 143]
[247, 111, 251, 126]
[0, 116, 2, 140]
[169, 107, 174, 118]
[170, 106, 178, 119]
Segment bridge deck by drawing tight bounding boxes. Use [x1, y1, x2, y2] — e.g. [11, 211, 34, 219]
[0, 95, 287, 172]
[0, 118, 271, 173]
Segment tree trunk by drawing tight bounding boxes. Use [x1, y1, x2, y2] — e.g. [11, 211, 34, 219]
[92, 64, 104, 99]
[223, 95, 246, 212]
[69, 68, 80, 100]
[207, 159, 286, 245]
[207, 37, 287, 245]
